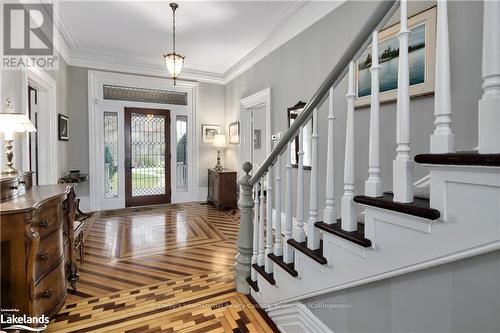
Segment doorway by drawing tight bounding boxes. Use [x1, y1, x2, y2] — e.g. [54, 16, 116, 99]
[28, 86, 39, 185]
[124, 107, 171, 207]
[239, 88, 271, 171]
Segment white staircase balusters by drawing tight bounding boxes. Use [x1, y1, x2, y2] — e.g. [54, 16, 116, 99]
[258, 178, 266, 267]
[430, 0, 455, 154]
[307, 109, 320, 250]
[283, 142, 294, 263]
[341, 61, 358, 232]
[251, 182, 260, 281]
[323, 87, 337, 224]
[478, 0, 500, 153]
[274, 152, 283, 256]
[294, 126, 306, 242]
[365, 30, 384, 197]
[265, 165, 274, 273]
[393, 0, 414, 203]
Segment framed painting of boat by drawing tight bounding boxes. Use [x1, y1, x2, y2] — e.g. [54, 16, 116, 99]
[355, 5, 436, 108]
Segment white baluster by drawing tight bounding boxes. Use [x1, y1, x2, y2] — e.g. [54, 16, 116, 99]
[365, 31, 384, 197]
[478, 0, 500, 153]
[258, 179, 265, 267]
[430, 0, 455, 154]
[251, 183, 260, 281]
[283, 142, 294, 263]
[274, 152, 283, 256]
[294, 126, 306, 242]
[323, 87, 337, 224]
[341, 62, 358, 232]
[393, 0, 414, 203]
[265, 166, 274, 273]
[307, 109, 320, 250]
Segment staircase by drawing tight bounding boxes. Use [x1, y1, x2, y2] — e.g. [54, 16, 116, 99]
[234, 0, 500, 312]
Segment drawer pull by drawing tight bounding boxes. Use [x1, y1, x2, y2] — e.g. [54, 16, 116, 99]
[36, 220, 49, 228]
[18, 180, 26, 184]
[10, 185, 18, 190]
[38, 289, 53, 299]
[38, 251, 49, 261]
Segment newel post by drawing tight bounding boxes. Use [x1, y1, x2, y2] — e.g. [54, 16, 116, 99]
[235, 162, 254, 294]
[478, 0, 500, 153]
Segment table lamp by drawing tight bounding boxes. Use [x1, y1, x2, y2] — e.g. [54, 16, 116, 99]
[0, 98, 37, 175]
[212, 134, 226, 171]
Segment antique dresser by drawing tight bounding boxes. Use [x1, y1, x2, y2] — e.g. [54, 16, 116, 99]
[207, 169, 237, 209]
[0, 172, 79, 320]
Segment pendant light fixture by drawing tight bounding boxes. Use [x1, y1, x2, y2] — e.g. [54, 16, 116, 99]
[163, 3, 184, 85]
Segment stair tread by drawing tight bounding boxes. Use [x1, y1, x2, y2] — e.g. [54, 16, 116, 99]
[252, 264, 276, 285]
[287, 238, 327, 265]
[354, 193, 440, 220]
[268, 253, 298, 277]
[315, 220, 371, 247]
[246, 276, 259, 292]
[415, 151, 500, 167]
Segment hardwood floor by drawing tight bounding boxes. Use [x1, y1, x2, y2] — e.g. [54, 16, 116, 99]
[48, 203, 278, 333]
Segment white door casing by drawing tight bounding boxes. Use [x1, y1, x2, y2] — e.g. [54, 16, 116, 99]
[88, 71, 200, 211]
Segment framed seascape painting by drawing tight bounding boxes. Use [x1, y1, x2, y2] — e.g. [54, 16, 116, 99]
[201, 124, 220, 143]
[355, 5, 436, 107]
[229, 122, 240, 144]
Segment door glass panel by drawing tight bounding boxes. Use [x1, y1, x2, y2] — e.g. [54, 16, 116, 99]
[131, 113, 166, 197]
[176, 115, 188, 192]
[104, 112, 118, 198]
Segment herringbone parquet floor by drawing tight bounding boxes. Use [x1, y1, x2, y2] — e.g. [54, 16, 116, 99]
[47, 203, 277, 333]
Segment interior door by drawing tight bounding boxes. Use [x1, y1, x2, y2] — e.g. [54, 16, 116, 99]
[124, 107, 171, 207]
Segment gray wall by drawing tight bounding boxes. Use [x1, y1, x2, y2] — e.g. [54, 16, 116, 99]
[304, 250, 500, 333]
[224, 0, 483, 218]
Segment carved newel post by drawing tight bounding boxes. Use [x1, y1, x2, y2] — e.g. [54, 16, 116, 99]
[235, 162, 254, 294]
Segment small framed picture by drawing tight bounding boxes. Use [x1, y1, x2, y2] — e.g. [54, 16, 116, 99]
[58, 114, 69, 141]
[228, 122, 240, 144]
[254, 129, 261, 149]
[201, 124, 220, 143]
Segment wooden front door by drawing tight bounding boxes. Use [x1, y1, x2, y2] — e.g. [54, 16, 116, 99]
[124, 107, 171, 207]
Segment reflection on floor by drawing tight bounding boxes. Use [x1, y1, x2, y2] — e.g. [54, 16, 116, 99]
[47, 203, 278, 333]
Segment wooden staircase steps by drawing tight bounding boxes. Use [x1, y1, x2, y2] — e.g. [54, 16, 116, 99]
[268, 253, 298, 277]
[287, 238, 327, 265]
[246, 276, 259, 292]
[354, 193, 440, 220]
[315, 220, 372, 247]
[252, 264, 276, 285]
[415, 151, 500, 167]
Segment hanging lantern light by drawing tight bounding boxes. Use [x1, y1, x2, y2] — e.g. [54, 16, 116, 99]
[163, 3, 184, 84]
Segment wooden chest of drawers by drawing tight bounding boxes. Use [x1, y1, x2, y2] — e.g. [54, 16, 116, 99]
[0, 172, 78, 321]
[207, 169, 237, 209]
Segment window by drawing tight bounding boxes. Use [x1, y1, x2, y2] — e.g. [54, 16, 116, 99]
[176, 115, 188, 192]
[104, 112, 119, 198]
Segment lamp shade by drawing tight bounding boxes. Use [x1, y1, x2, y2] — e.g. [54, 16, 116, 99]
[164, 52, 185, 79]
[213, 134, 226, 148]
[0, 113, 36, 140]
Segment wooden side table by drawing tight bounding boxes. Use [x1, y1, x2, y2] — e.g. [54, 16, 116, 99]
[207, 169, 237, 209]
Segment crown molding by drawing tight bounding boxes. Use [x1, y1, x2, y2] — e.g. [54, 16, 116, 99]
[59, 0, 345, 85]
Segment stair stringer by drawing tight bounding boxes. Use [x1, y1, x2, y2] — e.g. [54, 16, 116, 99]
[251, 166, 500, 306]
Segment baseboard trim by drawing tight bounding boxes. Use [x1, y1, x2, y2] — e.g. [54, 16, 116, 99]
[197, 187, 208, 202]
[267, 303, 334, 333]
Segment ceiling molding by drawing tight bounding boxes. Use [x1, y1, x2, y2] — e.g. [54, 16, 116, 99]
[59, 1, 345, 85]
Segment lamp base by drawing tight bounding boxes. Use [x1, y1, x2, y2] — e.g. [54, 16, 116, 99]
[214, 149, 224, 171]
[2, 139, 17, 175]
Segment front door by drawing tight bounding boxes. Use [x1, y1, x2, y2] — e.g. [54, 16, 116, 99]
[124, 107, 171, 207]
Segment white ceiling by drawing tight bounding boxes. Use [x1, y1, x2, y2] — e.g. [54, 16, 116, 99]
[57, 1, 343, 83]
